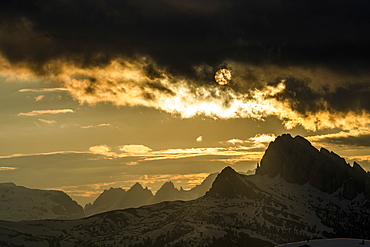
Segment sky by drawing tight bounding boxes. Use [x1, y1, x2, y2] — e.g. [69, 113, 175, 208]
[0, 0, 370, 205]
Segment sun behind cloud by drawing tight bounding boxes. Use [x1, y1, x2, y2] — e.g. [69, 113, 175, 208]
[214, 69, 232, 85]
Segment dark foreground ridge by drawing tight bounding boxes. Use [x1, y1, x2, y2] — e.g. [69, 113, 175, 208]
[256, 134, 370, 200]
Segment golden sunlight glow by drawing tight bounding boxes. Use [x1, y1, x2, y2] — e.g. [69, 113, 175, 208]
[214, 68, 232, 85]
[18, 109, 74, 116]
[119, 145, 152, 153]
[2, 56, 370, 131]
[0, 167, 18, 171]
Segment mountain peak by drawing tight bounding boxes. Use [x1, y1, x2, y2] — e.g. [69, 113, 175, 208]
[256, 134, 320, 181]
[156, 181, 177, 194]
[163, 181, 175, 187]
[256, 134, 370, 199]
[220, 166, 235, 173]
[126, 182, 153, 198]
[207, 166, 257, 198]
[129, 182, 144, 191]
[153, 181, 180, 202]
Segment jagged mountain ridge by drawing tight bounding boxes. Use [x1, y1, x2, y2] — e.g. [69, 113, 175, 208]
[0, 182, 83, 221]
[256, 133, 370, 199]
[84, 172, 218, 216]
[0, 172, 217, 221]
[0, 134, 369, 247]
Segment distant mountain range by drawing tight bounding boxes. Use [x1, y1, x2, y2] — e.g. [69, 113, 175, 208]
[0, 134, 369, 247]
[0, 171, 217, 221]
[85, 172, 218, 216]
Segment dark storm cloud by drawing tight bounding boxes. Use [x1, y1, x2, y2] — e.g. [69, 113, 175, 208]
[1, 0, 369, 78]
[307, 129, 370, 147]
[271, 78, 370, 115]
[320, 135, 370, 147]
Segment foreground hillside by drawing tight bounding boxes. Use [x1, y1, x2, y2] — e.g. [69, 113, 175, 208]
[0, 134, 369, 246]
[0, 183, 83, 221]
[277, 238, 370, 247]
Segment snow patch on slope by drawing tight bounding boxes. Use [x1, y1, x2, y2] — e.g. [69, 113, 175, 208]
[277, 238, 369, 247]
[0, 183, 83, 221]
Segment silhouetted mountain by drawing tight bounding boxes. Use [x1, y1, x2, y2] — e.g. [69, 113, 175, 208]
[256, 133, 370, 199]
[84, 173, 218, 216]
[206, 166, 258, 198]
[0, 183, 83, 221]
[122, 182, 153, 208]
[153, 181, 180, 203]
[84, 187, 126, 216]
[153, 173, 219, 203]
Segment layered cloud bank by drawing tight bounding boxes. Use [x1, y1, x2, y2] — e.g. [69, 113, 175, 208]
[4, 58, 370, 131]
[1, 0, 370, 131]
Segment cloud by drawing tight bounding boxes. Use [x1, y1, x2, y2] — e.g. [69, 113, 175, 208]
[125, 161, 139, 166]
[8, 59, 370, 131]
[0, 0, 369, 133]
[224, 133, 276, 150]
[89, 145, 114, 157]
[207, 152, 264, 165]
[84, 141, 264, 166]
[0, 151, 84, 159]
[79, 123, 111, 129]
[0, 143, 263, 169]
[119, 145, 152, 154]
[307, 129, 370, 147]
[59, 61, 366, 130]
[196, 136, 203, 142]
[249, 133, 277, 148]
[97, 123, 111, 127]
[80, 125, 93, 129]
[38, 118, 56, 124]
[19, 88, 68, 93]
[0, 0, 369, 77]
[225, 139, 245, 145]
[34, 95, 44, 101]
[18, 109, 74, 116]
[0, 167, 18, 171]
[344, 155, 370, 163]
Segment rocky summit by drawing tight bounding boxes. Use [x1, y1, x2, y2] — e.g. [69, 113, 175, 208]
[256, 133, 370, 199]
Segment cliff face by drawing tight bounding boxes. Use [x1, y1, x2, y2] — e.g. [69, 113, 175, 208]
[256, 134, 370, 199]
